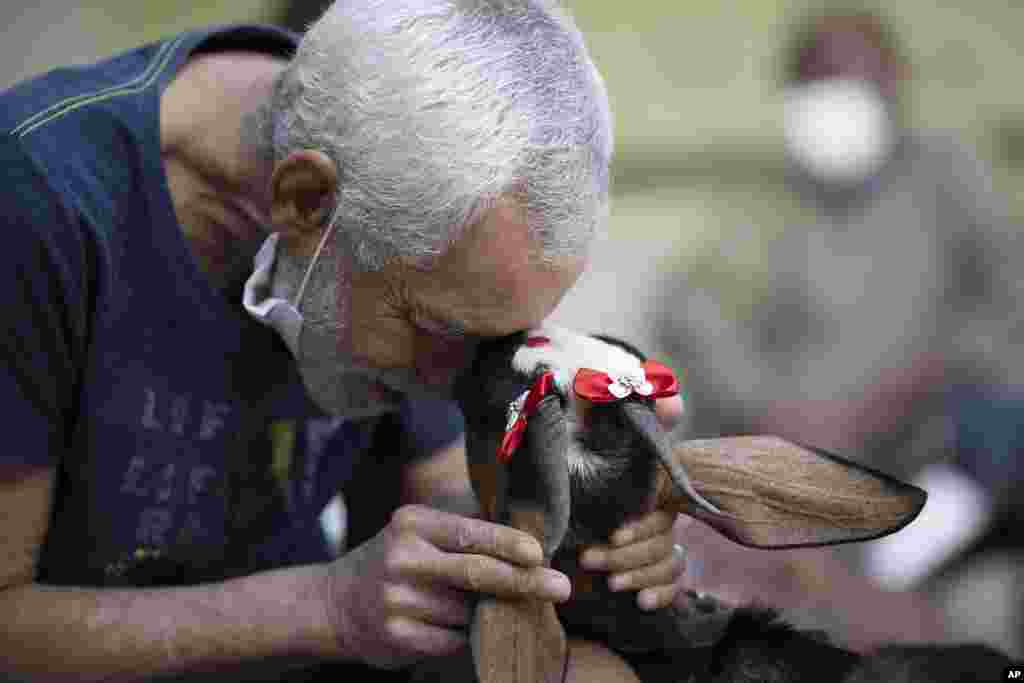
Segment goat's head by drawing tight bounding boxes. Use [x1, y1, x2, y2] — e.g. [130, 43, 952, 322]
[454, 324, 927, 553]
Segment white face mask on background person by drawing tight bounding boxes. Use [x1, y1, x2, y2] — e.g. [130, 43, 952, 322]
[782, 78, 895, 186]
[243, 229, 409, 419]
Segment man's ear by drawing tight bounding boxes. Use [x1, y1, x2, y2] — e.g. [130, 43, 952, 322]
[270, 149, 338, 243]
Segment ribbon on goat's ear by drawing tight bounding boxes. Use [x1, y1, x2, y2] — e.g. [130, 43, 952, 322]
[498, 371, 557, 463]
[574, 359, 679, 402]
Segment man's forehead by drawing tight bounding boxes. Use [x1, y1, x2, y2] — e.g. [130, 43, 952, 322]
[406, 203, 586, 337]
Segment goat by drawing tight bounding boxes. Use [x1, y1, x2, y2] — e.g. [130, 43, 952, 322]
[431, 324, 948, 683]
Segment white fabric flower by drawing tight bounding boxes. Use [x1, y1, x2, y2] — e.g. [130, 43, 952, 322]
[607, 371, 654, 399]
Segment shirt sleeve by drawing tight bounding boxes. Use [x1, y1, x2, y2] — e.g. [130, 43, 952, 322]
[0, 139, 94, 467]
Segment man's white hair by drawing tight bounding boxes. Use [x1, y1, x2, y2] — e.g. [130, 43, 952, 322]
[261, 0, 613, 272]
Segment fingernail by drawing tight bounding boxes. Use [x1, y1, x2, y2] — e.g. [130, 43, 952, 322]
[638, 589, 657, 611]
[613, 528, 634, 546]
[609, 574, 629, 592]
[541, 570, 572, 601]
[580, 550, 604, 570]
[517, 539, 544, 565]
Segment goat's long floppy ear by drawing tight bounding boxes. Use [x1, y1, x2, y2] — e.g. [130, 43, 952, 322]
[472, 393, 570, 683]
[655, 436, 927, 548]
[620, 401, 723, 515]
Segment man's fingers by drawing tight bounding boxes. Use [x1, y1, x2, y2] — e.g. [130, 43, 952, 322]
[391, 505, 544, 567]
[420, 552, 571, 602]
[384, 616, 468, 664]
[382, 583, 473, 628]
[609, 509, 675, 548]
[586, 532, 675, 574]
[636, 583, 682, 611]
[582, 509, 676, 570]
[608, 544, 686, 593]
[385, 506, 569, 603]
[654, 394, 685, 430]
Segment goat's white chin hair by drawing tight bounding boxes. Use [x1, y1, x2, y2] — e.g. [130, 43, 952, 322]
[562, 405, 590, 475]
[566, 439, 610, 484]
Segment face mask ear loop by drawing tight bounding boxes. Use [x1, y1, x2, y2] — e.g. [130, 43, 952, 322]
[292, 220, 340, 312]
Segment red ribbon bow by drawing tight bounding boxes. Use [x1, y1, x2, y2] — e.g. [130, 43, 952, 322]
[497, 371, 556, 463]
[573, 359, 679, 403]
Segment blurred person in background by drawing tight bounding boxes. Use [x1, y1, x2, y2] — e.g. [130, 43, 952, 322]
[656, 4, 1023, 657]
[0, 2, 694, 681]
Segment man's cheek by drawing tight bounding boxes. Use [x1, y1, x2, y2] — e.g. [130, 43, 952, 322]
[349, 321, 417, 372]
[346, 278, 418, 371]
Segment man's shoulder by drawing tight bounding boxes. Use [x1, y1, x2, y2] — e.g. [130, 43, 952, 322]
[0, 25, 297, 244]
[0, 125, 119, 284]
[0, 38, 170, 140]
[0, 135, 88, 252]
[0, 25, 296, 137]
[0, 34, 185, 240]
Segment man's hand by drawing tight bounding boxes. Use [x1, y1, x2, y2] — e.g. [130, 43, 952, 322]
[578, 510, 686, 611]
[576, 393, 687, 611]
[324, 504, 572, 669]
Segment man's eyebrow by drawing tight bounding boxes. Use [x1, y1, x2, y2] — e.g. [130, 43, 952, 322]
[419, 303, 527, 340]
[417, 310, 471, 338]
[426, 310, 521, 340]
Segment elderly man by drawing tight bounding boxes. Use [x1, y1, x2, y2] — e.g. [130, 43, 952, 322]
[0, 2, 687, 681]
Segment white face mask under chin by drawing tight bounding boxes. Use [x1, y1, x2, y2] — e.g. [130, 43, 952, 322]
[242, 231, 403, 419]
[783, 78, 895, 186]
[242, 233, 304, 356]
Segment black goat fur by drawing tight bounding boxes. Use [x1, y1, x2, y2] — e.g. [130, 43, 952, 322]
[410, 604, 1015, 682]
[705, 607, 860, 683]
[842, 641, 1014, 683]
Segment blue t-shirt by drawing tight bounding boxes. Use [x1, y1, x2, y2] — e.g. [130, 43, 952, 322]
[0, 25, 463, 587]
